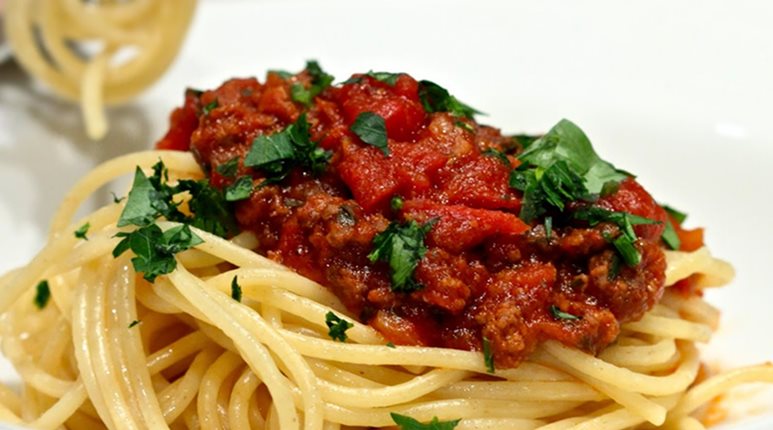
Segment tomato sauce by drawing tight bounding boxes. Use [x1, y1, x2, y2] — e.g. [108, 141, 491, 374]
[157, 68, 673, 368]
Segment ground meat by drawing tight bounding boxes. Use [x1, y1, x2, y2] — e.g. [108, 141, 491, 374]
[157, 67, 670, 368]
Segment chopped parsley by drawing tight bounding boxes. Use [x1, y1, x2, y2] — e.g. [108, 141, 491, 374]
[325, 311, 353, 342]
[417, 80, 480, 119]
[341, 71, 403, 86]
[111, 160, 232, 282]
[390, 413, 461, 430]
[113, 224, 203, 282]
[509, 119, 629, 222]
[660, 204, 687, 250]
[128, 320, 141, 328]
[244, 114, 332, 185]
[291, 60, 334, 106]
[231, 276, 242, 302]
[225, 176, 254, 202]
[111, 192, 125, 204]
[350, 112, 389, 156]
[368, 219, 436, 292]
[573, 207, 658, 266]
[549, 305, 580, 321]
[482, 147, 510, 166]
[34, 280, 50, 310]
[663, 205, 688, 224]
[216, 157, 239, 179]
[74, 222, 90, 240]
[202, 99, 218, 115]
[544, 216, 553, 241]
[455, 120, 475, 134]
[386, 342, 396, 348]
[390, 196, 404, 211]
[512, 134, 539, 150]
[661, 221, 681, 250]
[482, 337, 495, 373]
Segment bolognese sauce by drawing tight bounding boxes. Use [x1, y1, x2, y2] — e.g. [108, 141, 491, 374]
[157, 62, 700, 368]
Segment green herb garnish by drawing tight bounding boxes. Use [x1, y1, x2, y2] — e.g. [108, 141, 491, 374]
[34, 280, 50, 310]
[202, 99, 218, 115]
[216, 157, 239, 179]
[386, 342, 396, 348]
[231, 276, 242, 302]
[544, 216, 553, 241]
[113, 224, 203, 282]
[417, 80, 480, 119]
[128, 320, 141, 328]
[390, 196, 404, 211]
[341, 71, 403, 86]
[74, 222, 90, 240]
[368, 219, 436, 292]
[549, 305, 580, 321]
[509, 119, 629, 222]
[663, 205, 688, 224]
[111, 192, 125, 204]
[455, 120, 475, 134]
[244, 114, 332, 185]
[225, 176, 254, 202]
[325, 311, 353, 342]
[291, 60, 334, 106]
[661, 221, 681, 250]
[390, 413, 461, 430]
[482, 337, 495, 373]
[573, 207, 658, 266]
[350, 112, 389, 156]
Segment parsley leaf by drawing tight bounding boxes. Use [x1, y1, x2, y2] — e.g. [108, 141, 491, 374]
[113, 224, 203, 282]
[482, 337, 495, 373]
[418, 80, 481, 119]
[455, 120, 475, 134]
[513, 134, 539, 150]
[225, 176, 254, 202]
[175, 179, 237, 238]
[661, 220, 681, 250]
[574, 207, 658, 266]
[202, 99, 218, 115]
[128, 320, 141, 328]
[549, 305, 580, 321]
[325, 311, 353, 342]
[368, 219, 436, 292]
[244, 114, 332, 184]
[216, 157, 239, 179]
[510, 119, 629, 222]
[291, 60, 334, 106]
[118, 167, 171, 228]
[390, 196, 404, 211]
[341, 71, 404, 86]
[661, 204, 686, 250]
[74, 222, 90, 240]
[231, 276, 242, 302]
[390, 413, 461, 430]
[34, 280, 50, 310]
[350, 112, 389, 156]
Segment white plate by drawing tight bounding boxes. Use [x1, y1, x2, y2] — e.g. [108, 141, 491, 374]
[0, 0, 771, 427]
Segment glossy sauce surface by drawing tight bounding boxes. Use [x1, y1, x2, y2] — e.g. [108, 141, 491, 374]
[157, 70, 683, 367]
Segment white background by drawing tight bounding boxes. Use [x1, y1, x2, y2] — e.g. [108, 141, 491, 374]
[1, 0, 772, 427]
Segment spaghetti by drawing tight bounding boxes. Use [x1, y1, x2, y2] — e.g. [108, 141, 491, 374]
[5, 0, 196, 140]
[0, 150, 770, 430]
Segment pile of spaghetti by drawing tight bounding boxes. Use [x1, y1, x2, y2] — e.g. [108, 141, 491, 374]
[1, 65, 771, 430]
[6, 0, 196, 139]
